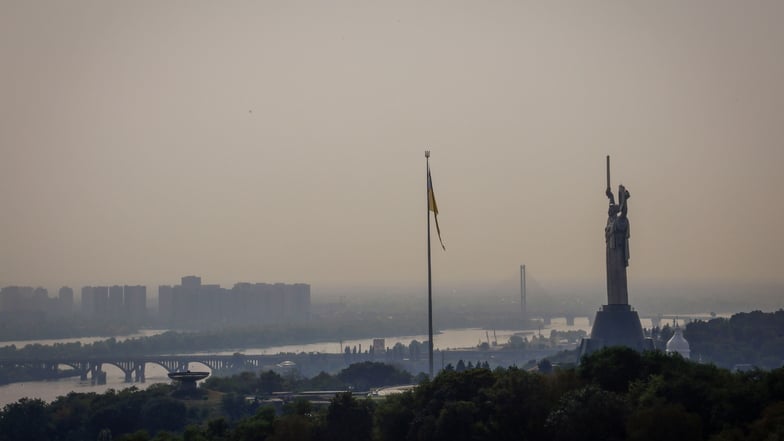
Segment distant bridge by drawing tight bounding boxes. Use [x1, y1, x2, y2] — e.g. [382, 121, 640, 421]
[529, 312, 717, 329]
[0, 354, 295, 384]
[528, 314, 592, 327]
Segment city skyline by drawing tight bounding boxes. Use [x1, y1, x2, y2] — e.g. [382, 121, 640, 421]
[2, 2, 782, 302]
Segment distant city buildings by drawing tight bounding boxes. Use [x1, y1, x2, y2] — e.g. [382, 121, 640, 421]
[157, 276, 311, 327]
[0, 286, 72, 322]
[80, 285, 147, 323]
[58, 286, 74, 315]
[0, 275, 310, 328]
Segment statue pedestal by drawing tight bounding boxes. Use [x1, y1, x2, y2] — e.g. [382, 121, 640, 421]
[579, 304, 653, 357]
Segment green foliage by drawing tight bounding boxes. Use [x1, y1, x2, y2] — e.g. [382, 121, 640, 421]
[281, 398, 312, 416]
[626, 403, 703, 441]
[206, 418, 229, 441]
[7, 353, 784, 441]
[257, 371, 284, 394]
[748, 402, 784, 441]
[140, 397, 187, 434]
[373, 391, 415, 441]
[221, 393, 254, 422]
[685, 309, 784, 369]
[545, 385, 628, 441]
[205, 370, 287, 396]
[0, 398, 50, 441]
[322, 392, 374, 441]
[301, 371, 345, 391]
[578, 346, 643, 392]
[229, 406, 275, 441]
[336, 361, 412, 391]
[433, 400, 485, 441]
[483, 367, 555, 441]
[268, 414, 315, 441]
[117, 430, 151, 441]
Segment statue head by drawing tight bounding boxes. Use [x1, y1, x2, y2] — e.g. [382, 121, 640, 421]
[608, 203, 620, 217]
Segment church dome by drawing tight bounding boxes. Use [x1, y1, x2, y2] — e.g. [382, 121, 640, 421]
[666, 325, 691, 359]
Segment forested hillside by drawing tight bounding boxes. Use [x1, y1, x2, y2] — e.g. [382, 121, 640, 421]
[2, 349, 784, 441]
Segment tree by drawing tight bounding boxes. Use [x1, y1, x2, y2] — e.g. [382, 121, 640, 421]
[322, 392, 374, 441]
[748, 402, 784, 441]
[268, 415, 314, 441]
[483, 368, 554, 441]
[626, 403, 702, 441]
[545, 386, 627, 441]
[140, 397, 187, 435]
[116, 431, 150, 441]
[337, 362, 412, 391]
[0, 398, 50, 441]
[433, 401, 484, 441]
[206, 418, 229, 441]
[257, 371, 284, 395]
[578, 346, 642, 393]
[221, 393, 251, 421]
[374, 391, 415, 441]
[537, 359, 553, 374]
[230, 406, 275, 441]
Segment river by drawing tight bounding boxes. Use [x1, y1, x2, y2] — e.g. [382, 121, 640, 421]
[0, 316, 678, 406]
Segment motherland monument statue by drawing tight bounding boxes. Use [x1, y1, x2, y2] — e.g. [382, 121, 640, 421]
[580, 156, 653, 355]
[604, 155, 631, 306]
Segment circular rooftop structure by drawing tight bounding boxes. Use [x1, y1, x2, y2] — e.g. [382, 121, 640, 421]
[168, 371, 210, 394]
[168, 371, 210, 382]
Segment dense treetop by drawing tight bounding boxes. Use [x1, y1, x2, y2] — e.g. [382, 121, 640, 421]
[3, 349, 784, 441]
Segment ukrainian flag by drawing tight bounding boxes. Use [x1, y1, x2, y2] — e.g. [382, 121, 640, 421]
[427, 164, 445, 250]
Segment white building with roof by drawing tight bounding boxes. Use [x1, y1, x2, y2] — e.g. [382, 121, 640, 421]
[666, 324, 691, 359]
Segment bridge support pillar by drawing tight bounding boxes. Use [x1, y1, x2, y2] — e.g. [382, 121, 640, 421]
[566, 316, 575, 326]
[79, 362, 89, 381]
[90, 363, 106, 385]
[134, 362, 146, 383]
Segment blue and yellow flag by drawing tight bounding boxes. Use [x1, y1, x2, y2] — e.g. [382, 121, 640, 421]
[427, 164, 446, 250]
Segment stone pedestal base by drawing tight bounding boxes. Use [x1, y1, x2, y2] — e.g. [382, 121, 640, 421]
[579, 304, 654, 357]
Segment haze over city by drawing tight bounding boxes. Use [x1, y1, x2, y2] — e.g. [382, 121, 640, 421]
[2, 1, 782, 311]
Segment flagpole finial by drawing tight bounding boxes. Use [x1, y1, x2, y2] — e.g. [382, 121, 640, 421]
[425, 150, 430, 158]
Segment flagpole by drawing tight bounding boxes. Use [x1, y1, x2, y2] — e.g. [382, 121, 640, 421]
[425, 150, 434, 379]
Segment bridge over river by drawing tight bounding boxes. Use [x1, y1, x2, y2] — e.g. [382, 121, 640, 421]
[0, 343, 575, 386]
[0, 353, 298, 385]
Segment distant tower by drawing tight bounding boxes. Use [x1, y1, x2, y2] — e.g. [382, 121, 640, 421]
[666, 324, 691, 359]
[520, 265, 527, 322]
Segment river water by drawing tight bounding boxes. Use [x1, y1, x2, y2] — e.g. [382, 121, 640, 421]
[1, 316, 678, 406]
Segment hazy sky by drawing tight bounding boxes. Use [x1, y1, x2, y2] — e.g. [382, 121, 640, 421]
[2, 1, 783, 299]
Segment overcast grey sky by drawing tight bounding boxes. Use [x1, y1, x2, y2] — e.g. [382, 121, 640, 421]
[1, 1, 782, 298]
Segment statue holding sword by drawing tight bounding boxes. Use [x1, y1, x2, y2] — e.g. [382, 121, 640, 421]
[605, 155, 631, 305]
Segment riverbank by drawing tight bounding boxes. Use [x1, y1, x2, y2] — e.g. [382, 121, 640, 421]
[0, 324, 583, 406]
